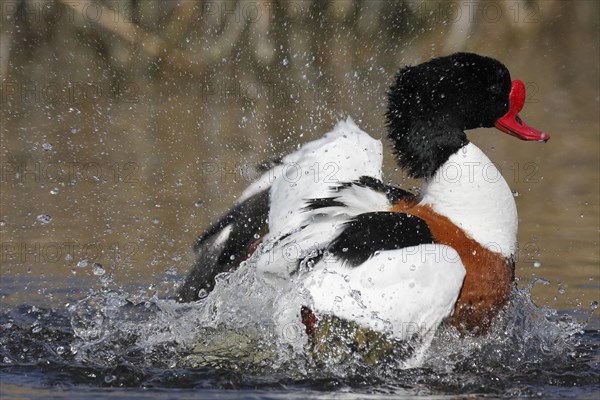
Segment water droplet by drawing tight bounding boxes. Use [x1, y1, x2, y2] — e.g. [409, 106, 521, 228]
[334, 296, 342, 302]
[152, 218, 160, 225]
[56, 346, 65, 355]
[42, 142, 53, 151]
[0, 220, 5, 228]
[589, 300, 598, 310]
[100, 273, 113, 286]
[558, 284, 566, 294]
[344, 275, 351, 282]
[409, 264, 416, 271]
[175, 179, 183, 187]
[50, 188, 60, 195]
[197, 289, 208, 299]
[76, 259, 88, 268]
[194, 200, 204, 208]
[282, 57, 289, 66]
[512, 191, 519, 197]
[70, 127, 78, 134]
[529, 277, 550, 288]
[533, 261, 541, 268]
[36, 214, 52, 224]
[229, 255, 236, 261]
[92, 263, 105, 276]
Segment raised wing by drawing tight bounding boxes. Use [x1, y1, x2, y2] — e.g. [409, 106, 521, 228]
[176, 189, 269, 302]
[178, 118, 393, 301]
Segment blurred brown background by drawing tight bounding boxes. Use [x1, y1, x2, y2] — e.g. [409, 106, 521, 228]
[0, 1, 598, 317]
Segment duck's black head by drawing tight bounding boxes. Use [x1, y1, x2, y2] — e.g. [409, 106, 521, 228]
[386, 53, 549, 179]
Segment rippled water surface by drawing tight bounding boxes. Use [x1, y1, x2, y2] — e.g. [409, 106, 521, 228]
[1, 270, 599, 399]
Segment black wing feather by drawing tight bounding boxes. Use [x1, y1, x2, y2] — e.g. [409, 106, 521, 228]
[176, 189, 270, 302]
[335, 176, 415, 205]
[328, 212, 434, 267]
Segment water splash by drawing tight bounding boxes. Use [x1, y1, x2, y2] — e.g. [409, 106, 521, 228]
[68, 264, 311, 373]
[63, 261, 590, 383]
[1, 273, 597, 395]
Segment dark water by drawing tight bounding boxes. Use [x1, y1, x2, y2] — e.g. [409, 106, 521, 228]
[1, 276, 598, 400]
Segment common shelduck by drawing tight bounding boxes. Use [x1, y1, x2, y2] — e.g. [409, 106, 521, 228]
[177, 53, 549, 343]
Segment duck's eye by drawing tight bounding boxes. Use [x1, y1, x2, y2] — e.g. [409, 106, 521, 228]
[488, 84, 501, 94]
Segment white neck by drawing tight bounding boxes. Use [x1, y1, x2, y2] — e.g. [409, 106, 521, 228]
[419, 142, 517, 257]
